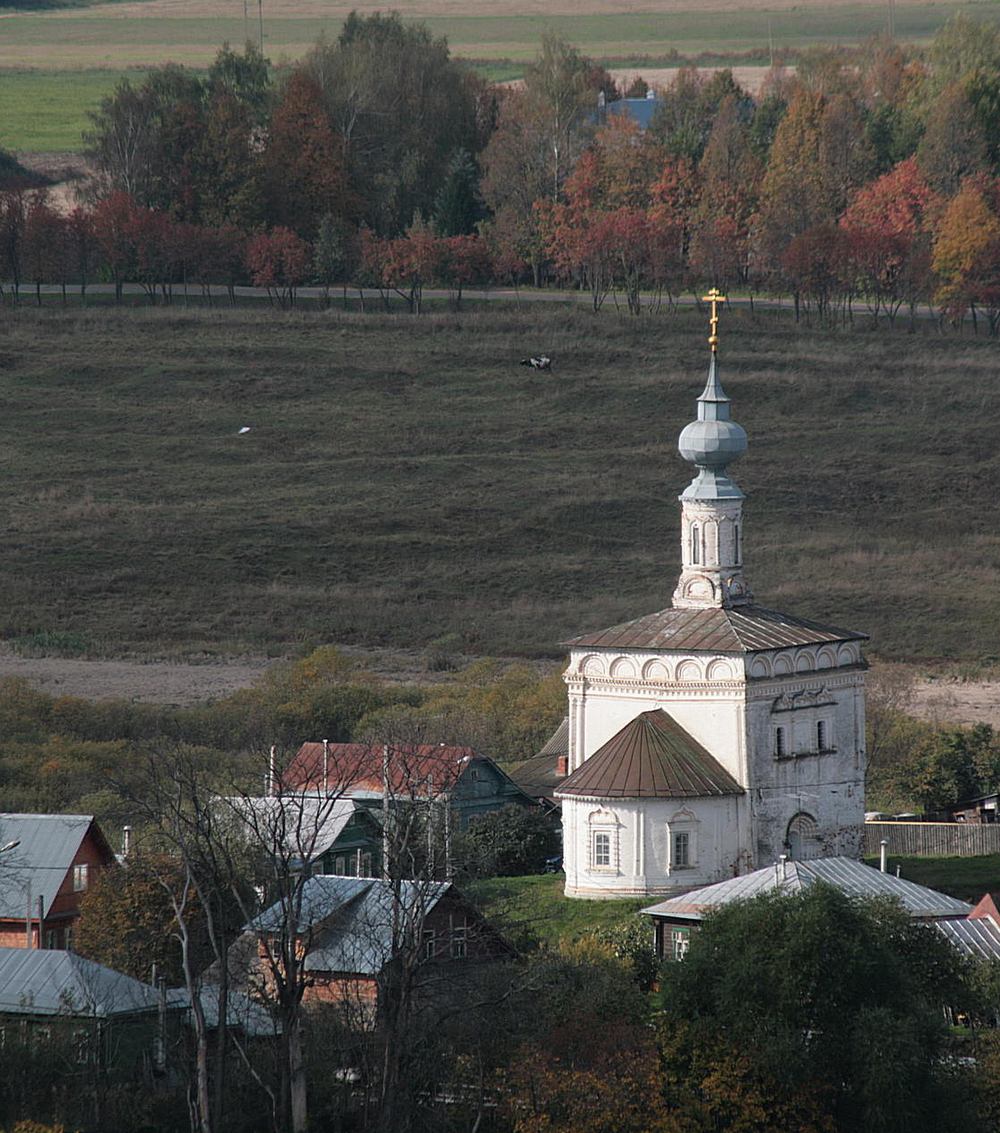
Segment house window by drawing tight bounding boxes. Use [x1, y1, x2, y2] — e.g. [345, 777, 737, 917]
[450, 916, 467, 959]
[333, 856, 347, 876]
[360, 852, 373, 878]
[422, 929, 436, 961]
[690, 524, 701, 564]
[671, 928, 690, 961]
[73, 1028, 91, 1065]
[673, 831, 691, 868]
[593, 831, 611, 868]
[775, 727, 786, 757]
[734, 524, 741, 564]
[816, 720, 826, 750]
[73, 864, 89, 892]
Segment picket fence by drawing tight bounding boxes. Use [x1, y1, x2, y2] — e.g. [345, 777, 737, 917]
[863, 821, 1000, 858]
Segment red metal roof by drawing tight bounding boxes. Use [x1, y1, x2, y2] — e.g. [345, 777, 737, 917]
[284, 742, 478, 797]
[555, 709, 743, 799]
[564, 604, 867, 654]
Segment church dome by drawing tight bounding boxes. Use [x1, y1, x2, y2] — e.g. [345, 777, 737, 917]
[678, 417, 747, 469]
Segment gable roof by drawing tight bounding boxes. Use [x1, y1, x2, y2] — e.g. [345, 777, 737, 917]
[248, 876, 452, 976]
[509, 717, 569, 801]
[285, 742, 480, 797]
[556, 709, 743, 800]
[642, 857, 972, 922]
[0, 948, 161, 1018]
[0, 814, 113, 920]
[936, 916, 1000, 961]
[226, 796, 377, 864]
[564, 604, 867, 654]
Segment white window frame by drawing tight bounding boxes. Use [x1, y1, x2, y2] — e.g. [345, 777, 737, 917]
[72, 864, 89, 892]
[450, 915, 467, 959]
[671, 928, 691, 961]
[422, 928, 436, 961]
[672, 830, 691, 869]
[592, 831, 612, 868]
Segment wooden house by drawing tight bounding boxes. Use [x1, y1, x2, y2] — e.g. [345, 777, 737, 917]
[0, 814, 115, 949]
[245, 876, 514, 1024]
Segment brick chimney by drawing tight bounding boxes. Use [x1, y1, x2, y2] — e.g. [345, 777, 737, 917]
[556, 754, 568, 777]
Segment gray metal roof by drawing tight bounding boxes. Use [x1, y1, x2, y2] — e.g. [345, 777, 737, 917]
[642, 857, 971, 921]
[936, 917, 1000, 961]
[537, 718, 569, 759]
[248, 876, 450, 976]
[226, 796, 364, 864]
[0, 814, 109, 920]
[565, 604, 868, 654]
[0, 948, 161, 1018]
[556, 709, 743, 799]
[166, 985, 277, 1037]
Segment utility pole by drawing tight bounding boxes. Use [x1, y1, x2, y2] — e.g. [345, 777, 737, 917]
[258, 0, 264, 54]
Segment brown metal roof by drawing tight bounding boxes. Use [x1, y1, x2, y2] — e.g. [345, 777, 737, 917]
[555, 709, 743, 799]
[564, 604, 867, 654]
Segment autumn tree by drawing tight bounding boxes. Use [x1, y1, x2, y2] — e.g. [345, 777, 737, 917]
[245, 227, 312, 308]
[932, 179, 1000, 330]
[22, 194, 66, 306]
[917, 82, 990, 195]
[262, 71, 354, 238]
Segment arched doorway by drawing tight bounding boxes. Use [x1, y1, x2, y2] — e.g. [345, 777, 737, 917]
[786, 812, 820, 860]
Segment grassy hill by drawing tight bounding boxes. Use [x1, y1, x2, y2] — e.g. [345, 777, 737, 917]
[0, 301, 997, 663]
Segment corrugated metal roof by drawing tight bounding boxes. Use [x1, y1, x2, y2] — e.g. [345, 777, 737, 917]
[0, 948, 161, 1017]
[509, 752, 567, 799]
[642, 857, 971, 921]
[556, 709, 743, 799]
[537, 718, 569, 758]
[0, 814, 109, 920]
[565, 604, 867, 654]
[937, 917, 1000, 961]
[248, 875, 450, 978]
[166, 985, 277, 1037]
[226, 796, 365, 864]
[285, 743, 478, 797]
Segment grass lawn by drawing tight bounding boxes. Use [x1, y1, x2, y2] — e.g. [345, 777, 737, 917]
[465, 874, 648, 948]
[0, 69, 152, 152]
[0, 303, 999, 661]
[869, 855, 1000, 902]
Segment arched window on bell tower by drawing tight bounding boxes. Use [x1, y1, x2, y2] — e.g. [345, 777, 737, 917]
[690, 524, 700, 564]
[734, 523, 741, 564]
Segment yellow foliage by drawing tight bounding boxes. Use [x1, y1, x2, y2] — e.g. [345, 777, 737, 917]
[931, 182, 1000, 305]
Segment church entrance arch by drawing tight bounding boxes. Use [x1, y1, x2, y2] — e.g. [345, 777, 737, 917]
[786, 812, 820, 859]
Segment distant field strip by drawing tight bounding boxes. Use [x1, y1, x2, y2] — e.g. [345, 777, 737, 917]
[1, 3, 997, 69]
[4, 2, 997, 152]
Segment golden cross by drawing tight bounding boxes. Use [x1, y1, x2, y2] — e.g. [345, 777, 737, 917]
[702, 288, 727, 353]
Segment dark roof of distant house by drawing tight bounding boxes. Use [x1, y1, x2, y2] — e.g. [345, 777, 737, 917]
[284, 742, 533, 804]
[0, 814, 113, 921]
[564, 604, 867, 654]
[602, 96, 662, 129]
[0, 948, 161, 1018]
[641, 857, 972, 922]
[509, 718, 570, 802]
[556, 709, 743, 800]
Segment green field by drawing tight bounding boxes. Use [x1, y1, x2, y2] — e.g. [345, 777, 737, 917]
[868, 856, 1000, 902]
[0, 303, 997, 663]
[3, 0, 1000, 153]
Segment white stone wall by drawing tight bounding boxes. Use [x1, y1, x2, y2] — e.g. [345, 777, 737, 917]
[744, 642, 866, 864]
[565, 648, 747, 782]
[560, 794, 746, 897]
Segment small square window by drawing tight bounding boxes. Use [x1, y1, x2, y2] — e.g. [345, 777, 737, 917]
[73, 864, 89, 892]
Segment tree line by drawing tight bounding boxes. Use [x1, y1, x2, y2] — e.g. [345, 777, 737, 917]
[5, 15, 1000, 322]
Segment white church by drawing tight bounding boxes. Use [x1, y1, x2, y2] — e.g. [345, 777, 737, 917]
[555, 296, 868, 898]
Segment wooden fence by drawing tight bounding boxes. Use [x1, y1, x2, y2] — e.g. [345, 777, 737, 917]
[863, 821, 1000, 858]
